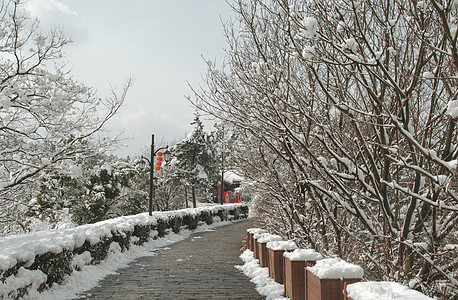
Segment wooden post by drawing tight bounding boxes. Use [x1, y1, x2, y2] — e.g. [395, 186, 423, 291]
[284, 258, 317, 300]
[268, 248, 286, 283]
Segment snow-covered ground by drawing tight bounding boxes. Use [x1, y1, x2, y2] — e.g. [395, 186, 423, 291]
[0, 204, 247, 299]
[236, 249, 287, 300]
[19, 220, 236, 300]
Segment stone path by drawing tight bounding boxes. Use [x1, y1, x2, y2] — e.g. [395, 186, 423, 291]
[75, 220, 264, 300]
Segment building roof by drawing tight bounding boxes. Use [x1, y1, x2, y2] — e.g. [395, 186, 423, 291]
[223, 170, 244, 185]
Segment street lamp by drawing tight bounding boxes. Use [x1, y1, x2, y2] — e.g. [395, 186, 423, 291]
[138, 134, 171, 216]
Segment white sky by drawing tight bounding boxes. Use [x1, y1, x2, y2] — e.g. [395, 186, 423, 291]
[25, 0, 235, 157]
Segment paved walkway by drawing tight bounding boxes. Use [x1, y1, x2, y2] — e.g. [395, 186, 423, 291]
[75, 220, 264, 300]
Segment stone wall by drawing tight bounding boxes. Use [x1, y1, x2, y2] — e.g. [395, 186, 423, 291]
[0, 204, 248, 299]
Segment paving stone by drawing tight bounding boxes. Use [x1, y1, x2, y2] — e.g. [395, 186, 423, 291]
[75, 220, 264, 300]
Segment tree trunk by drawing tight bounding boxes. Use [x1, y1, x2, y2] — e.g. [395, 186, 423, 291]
[185, 186, 189, 208]
[192, 185, 197, 208]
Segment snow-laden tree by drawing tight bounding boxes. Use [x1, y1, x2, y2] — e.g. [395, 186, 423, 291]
[0, 0, 131, 235]
[33, 155, 149, 226]
[190, 0, 457, 297]
[171, 113, 219, 208]
[109, 158, 149, 216]
[71, 162, 122, 224]
[154, 165, 186, 211]
[27, 166, 85, 230]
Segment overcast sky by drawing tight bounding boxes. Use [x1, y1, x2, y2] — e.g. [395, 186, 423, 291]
[25, 0, 235, 157]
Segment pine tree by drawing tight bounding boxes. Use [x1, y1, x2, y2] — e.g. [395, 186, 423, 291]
[172, 113, 218, 207]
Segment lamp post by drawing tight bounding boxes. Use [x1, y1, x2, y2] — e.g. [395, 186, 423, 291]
[138, 134, 171, 216]
[220, 147, 224, 205]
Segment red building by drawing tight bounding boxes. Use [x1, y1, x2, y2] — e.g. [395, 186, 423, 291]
[217, 171, 247, 203]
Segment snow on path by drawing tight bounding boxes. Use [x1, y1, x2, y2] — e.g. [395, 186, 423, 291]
[23, 221, 234, 300]
[236, 249, 288, 300]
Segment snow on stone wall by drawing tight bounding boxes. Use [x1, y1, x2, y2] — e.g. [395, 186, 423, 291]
[0, 204, 248, 299]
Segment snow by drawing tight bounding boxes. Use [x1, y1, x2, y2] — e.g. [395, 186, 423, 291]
[0, 204, 245, 299]
[336, 21, 345, 33]
[253, 231, 271, 239]
[344, 38, 358, 52]
[266, 240, 298, 251]
[436, 174, 450, 186]
[2, 268, 48, 299]
[302, 46, 315, 59]
[307, 257, 364, 279]
[236, 249, 288, 300]
[422, 71, 434, 79]
[224, 170, 244, 184]
[447, 100, 458, 118]
[257, 234, 283, 244]
[283, 248, 323, 261]
[0, 97, 12, 110]
[442, 159, 457, 170]
[196, 165, 208, 179]
[346, 281, 434, 300]
[302, 17, 318, 37]
[237, 249, 433, 300]
[71, 251, 91, 270]
[247, 228, 267, 235]
[444, 244, 458, 250]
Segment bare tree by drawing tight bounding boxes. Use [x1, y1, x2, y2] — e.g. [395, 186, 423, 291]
[190, 0, 457, 297]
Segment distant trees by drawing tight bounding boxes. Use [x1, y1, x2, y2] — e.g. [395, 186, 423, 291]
[20, 114, 224, 232]
[0, 0, 131, 235]
[190, 0, 457, 297]
[27, 155, 148, 228]
[0, 0, 225, 235]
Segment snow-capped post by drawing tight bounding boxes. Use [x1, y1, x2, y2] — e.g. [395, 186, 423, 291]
[251, 232, 284, 267]
[345, 281, 435, 300]
[138, 134, 170, 216]
[305, 258, 363, 300]
[246, 228, 267, 252]
[252, 231, 270, 260]
[257, 234, 283, 267]
[266, 240, 298, 284]
[283, 249, 323, 300]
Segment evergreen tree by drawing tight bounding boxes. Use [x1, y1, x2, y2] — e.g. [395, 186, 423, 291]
[31, 155, 148, 227]
[72, 164, 120, 224]
[172, 113, 218, 207]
